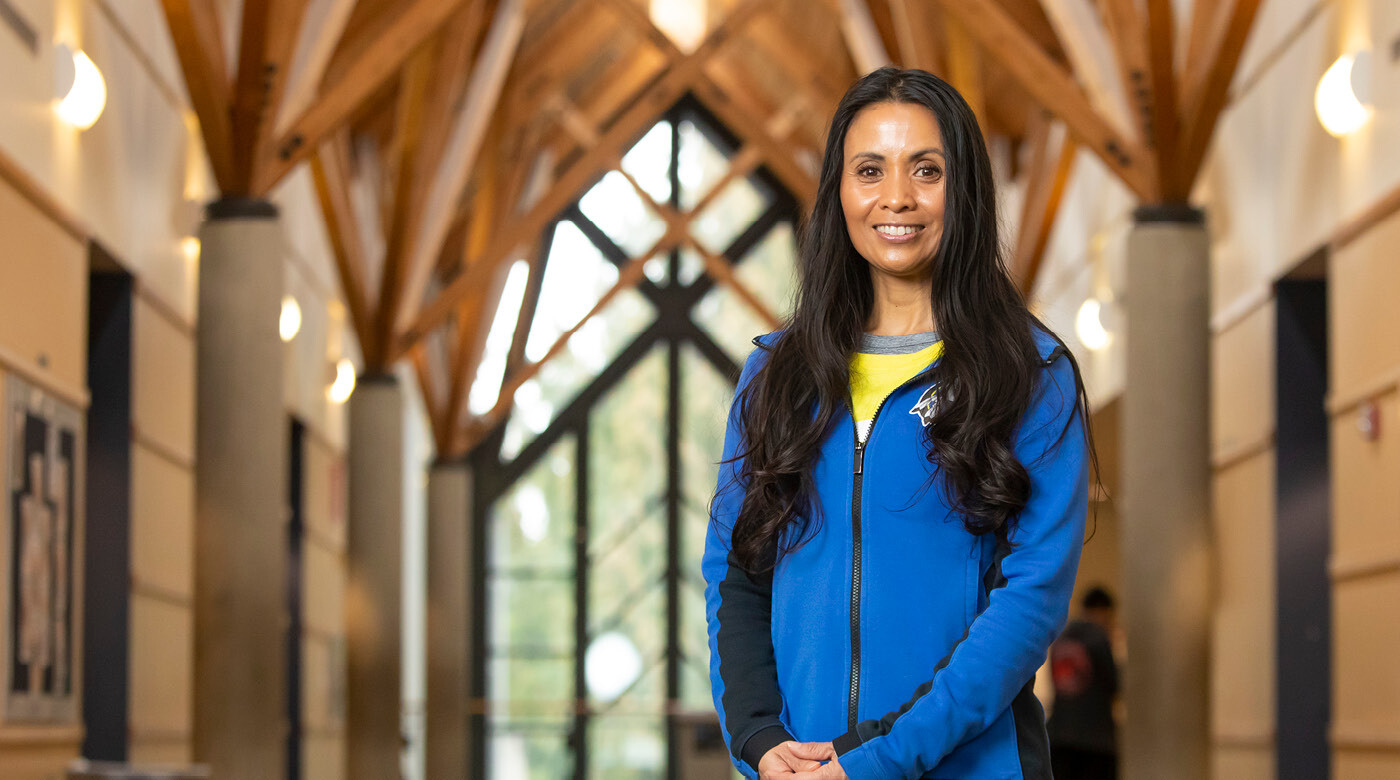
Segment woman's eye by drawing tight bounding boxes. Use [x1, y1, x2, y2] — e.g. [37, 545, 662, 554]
[858, 166, 880, 177]
[917, 165, 942, 178]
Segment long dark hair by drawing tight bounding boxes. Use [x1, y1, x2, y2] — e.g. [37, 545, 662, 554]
[725, 67, 1093, 572]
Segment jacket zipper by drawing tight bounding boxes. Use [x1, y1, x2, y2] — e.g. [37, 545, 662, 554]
[846, 367, 935, 731]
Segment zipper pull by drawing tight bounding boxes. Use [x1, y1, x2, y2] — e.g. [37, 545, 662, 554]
[854, 441, 865, 474]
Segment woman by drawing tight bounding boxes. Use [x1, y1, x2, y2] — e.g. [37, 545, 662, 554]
[702, 67, 1093, 780]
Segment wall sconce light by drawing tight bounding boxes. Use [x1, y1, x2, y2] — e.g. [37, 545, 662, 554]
[53, 43, 106, 129]
[1315, 50, 1373, 137]
[1076, 298, 1113, 351]
[280, 296, 302, 342]
[179, 236, 201, 265]
[327, 358, 356, 404]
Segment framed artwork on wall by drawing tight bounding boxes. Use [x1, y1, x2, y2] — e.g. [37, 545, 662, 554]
[3, 372, 83, 725]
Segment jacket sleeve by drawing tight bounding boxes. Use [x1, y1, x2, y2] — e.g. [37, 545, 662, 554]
[702, 348, 795, 778]
[833, 354, 1090, 779]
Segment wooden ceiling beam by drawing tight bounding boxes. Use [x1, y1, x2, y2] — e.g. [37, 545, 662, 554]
[399, 0, 769, 355]
[943, 16, 987, 131]
[690, 72, 819, 205]
[443, 118, 518, 437]
[274, 0, 356, 137]
[1143, 0, 1180, 192]
[232, 0, 311, 194]
[310, 130, 376, 358]
[886, 0, 939, 73]
[746, 10, 850, 104]
[1013, 114, 1077, 295]
[257, 0, 474, 194]
[1185, 0, 1226, 73]
[933, 0, 1155, 201]
[1037, 0, 1135, 144]
[532, 35, 681, 167]
[412, 0, 492, 206]
[398, 0, 526, 343]
[371, 46, 436, 371]
[160, 0, 237, 192]
[1098, 0, 1154, 148]
[599, 0, 822, 200]
[833, 0, 892, 74]
[1172, 0, 1262, 200]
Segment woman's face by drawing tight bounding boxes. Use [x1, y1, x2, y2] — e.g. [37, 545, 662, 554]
[840, 101, 947, 282]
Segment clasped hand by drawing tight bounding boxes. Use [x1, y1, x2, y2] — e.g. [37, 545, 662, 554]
[758, 741, 847, 779]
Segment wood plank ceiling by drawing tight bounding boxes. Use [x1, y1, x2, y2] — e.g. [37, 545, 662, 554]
[161, 0, 1262, 457]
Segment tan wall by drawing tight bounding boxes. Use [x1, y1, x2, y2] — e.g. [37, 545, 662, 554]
[0, 0, 353, 773]
[1328, 210, 1400, 777]
[0, 171, 88, 779]
[1208, 300, 1278, 780]
[1028, 0, 1400, 778]
[128, 294, 196, 765]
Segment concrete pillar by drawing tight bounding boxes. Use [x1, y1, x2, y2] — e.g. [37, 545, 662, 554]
[425, 459, 472, 778]
[193, 198, 287, 776]
[1120, 205, 1212, 779]
[346, 376, 404, 779]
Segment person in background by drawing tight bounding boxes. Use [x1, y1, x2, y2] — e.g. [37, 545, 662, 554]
[1047, 586, 1119, 780]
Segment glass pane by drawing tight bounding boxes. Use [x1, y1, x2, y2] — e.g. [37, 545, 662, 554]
[588, 344, 667, 548]
[621, 121, 673, 204]
[488, 719, 573, 780]
[591, 515, 665, 608]
[590, 582, 666, 674]
[693, 282, 772, 365]
[680, 345, 732, 510]
[579, 170, 668, 258]
[490, 435, 575, 572]
[677, 119, 732, 211]
[525, 220, 618, 362]
[590, 716, 666, 778]
[489, 576, 573, 654]
[469, 259, 531, 415]
[644, 255, 669, 285]
[502, 287, 654, 460]
[488, 658, 574, 715]
[677, 246, 705, 286]
[690, 176, 768, 255]
[680, 651, 714, 713]
[733, 221, 798, 320]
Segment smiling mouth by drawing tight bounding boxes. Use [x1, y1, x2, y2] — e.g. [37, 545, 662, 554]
[875, 224, 924, 238]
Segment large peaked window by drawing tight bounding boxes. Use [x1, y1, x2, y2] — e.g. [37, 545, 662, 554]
[469, 98, 800, 779]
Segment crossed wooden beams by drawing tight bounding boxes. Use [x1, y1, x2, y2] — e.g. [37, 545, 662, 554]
[165, 0, 1262, 458]
[829, 0, 1261, 295]
[425, 3, 821, 455]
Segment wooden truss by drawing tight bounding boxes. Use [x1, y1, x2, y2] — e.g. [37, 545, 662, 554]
[161, 0, 1263, 457]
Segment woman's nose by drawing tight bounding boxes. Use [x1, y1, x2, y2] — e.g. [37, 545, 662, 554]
[881, 176, 914, 211]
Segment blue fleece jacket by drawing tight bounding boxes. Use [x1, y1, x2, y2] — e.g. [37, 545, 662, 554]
[703, 327, 1088, 779]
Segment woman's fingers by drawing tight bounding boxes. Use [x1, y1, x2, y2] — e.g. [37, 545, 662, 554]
[787, 741, 836, 761]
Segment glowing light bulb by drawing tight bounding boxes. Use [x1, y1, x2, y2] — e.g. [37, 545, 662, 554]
[1315, 51, 1373, 138]
[180, 236, 201, 265]
[280, 296, 302, 342]
[328, 359, 356, 403]
[54, 45, 106, 129]
[1076, 298, 1111, 351]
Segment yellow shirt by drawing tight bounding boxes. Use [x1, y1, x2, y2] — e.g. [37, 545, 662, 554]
[850, 340, 944, 442]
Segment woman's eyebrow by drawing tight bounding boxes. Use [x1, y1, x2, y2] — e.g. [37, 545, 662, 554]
[847, 148, 946, 162]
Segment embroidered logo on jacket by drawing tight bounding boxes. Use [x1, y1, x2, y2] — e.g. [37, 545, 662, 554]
[910, 385, 939, 427]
